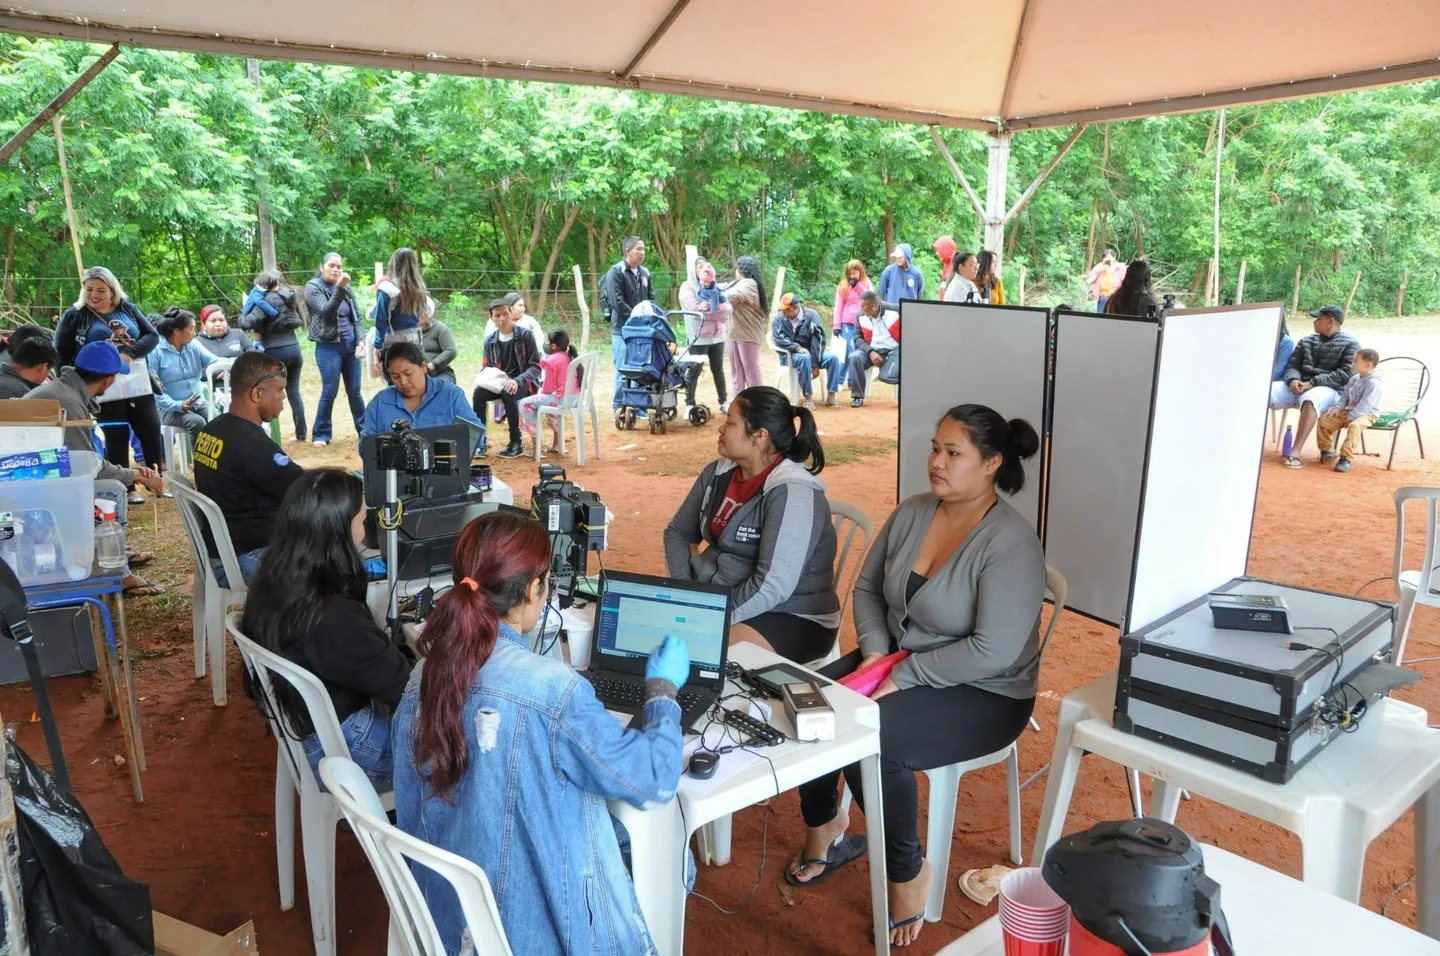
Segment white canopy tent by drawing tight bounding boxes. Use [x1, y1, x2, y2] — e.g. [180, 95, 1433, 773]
[2, 0, 1438, 251]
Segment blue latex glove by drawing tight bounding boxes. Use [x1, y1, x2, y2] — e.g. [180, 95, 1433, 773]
[363, 556, 388, 581]
[645, 634, 691, 687]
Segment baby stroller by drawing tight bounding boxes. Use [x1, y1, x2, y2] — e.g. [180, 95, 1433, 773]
[614, 303, 712, 434]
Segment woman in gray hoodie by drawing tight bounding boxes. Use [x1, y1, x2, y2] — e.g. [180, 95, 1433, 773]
[663, 385, 839, 663]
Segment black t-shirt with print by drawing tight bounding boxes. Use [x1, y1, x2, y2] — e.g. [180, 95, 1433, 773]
[193, 414, 304, 556]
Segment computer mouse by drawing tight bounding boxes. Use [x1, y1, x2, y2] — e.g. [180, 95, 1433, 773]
[687, 751, 720, 780]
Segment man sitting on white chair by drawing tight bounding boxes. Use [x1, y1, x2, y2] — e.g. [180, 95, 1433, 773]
[772, 292, 843, 410]
[847, 291, 899, 408]
[1271, 304, 1360, 469]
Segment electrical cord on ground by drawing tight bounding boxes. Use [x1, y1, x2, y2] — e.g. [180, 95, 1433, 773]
[1351, 575, 1394, 598]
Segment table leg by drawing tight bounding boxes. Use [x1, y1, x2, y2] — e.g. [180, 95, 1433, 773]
[858, 752, 890, 956]
[86, 603, 117, 717]
[612, 800, 688, 956]
[1417, 784, 1440, 940]
[111, 594, 147, 775]
[1151, 779, 1184, 823]
[1031, 740, 1086, 864]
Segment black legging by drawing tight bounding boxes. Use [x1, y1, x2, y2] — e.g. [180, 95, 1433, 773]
[797, 648, 1035, 882]
[472, 384, 534, 446]
[681, 342, 727, 406]
[98, 395, 163, 473]
[264, 342, 308, 442]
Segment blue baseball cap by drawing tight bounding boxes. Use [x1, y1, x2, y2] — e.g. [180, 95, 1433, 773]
[75, 341, 129, 375]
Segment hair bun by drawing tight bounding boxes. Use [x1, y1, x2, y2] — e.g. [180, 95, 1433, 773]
[1007, 417, 1041, 461]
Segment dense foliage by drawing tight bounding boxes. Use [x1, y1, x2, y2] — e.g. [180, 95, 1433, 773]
[0, 36, 1436, 325]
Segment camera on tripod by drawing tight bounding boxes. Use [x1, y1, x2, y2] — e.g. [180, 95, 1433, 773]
[531, 465, 607, 606]
[371, 419, 460, 478]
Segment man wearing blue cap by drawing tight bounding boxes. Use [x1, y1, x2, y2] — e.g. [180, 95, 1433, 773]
[29, 340, 166, 596]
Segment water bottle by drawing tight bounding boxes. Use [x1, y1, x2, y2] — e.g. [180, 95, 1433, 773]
[1281, 425, 1294, 458]
[94, 500, 127, 570]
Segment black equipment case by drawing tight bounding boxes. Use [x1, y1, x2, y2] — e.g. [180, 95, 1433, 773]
[1116, 577, 1395, 783]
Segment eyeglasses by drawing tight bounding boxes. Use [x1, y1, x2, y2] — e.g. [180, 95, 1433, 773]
[251, 370, 288, 391]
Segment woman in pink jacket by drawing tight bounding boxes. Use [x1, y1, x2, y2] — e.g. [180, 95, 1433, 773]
[678, 255, 734, 410]
[832, 259, 872, 360]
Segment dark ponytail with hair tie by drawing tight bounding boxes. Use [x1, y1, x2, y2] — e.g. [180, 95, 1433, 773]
[940, 404, 1040, 494]
[731, 386, 826, 474]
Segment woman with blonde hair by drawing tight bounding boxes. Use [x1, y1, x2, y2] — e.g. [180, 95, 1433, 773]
[54, 266, 165, 487]
[833, 259, 872, 358]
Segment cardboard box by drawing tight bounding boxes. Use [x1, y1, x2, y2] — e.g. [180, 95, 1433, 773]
[153, 912, 258, 956]
[0, 401, 70, 457]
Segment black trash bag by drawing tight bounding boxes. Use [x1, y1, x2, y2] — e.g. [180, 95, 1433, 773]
[7, 740, 153, 955]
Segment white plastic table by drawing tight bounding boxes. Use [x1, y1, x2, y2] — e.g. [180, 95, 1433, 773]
[1031, 671, 1440, 939]
[935, 843, 1440, 955]
[609, 642, 890, 956]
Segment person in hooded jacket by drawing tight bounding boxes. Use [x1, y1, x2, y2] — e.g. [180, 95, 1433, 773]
[932, 235, 957, 294]
[677, 255, 732, 411]
[241, 269, 307, 442]
[663, 386, 840, 664]
[878, 243, 925, 309]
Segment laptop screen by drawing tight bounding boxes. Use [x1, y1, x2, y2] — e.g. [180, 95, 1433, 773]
[595, 572, 728, 683]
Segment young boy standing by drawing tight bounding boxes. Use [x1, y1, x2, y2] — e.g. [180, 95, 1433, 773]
[1315, 348, 1382, 473]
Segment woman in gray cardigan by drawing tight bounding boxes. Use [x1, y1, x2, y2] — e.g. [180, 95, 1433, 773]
[663, 386, 840, 662]
[786, 404, 1046, 949]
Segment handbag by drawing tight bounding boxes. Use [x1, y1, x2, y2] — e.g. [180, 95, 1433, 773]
[878, 347, 901, 385]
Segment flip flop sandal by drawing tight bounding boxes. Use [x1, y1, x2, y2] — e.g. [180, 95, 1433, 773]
[126, 551, 156, 568]
[127, 494, 146, 505]
[122, 578, 165, 598]
[958, 864, 1014, 905]
[868, 912, 926, 947]
[1283, 456, 1302, 469]
[783, 833, 868, 887]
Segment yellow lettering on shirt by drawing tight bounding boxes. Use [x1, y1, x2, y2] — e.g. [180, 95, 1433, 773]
[193, 433, 223, 470]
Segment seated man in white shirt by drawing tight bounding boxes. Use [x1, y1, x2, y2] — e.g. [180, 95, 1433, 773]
[846, 291, 899, 407]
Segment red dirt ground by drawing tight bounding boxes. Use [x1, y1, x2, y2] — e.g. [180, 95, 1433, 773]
[2, 362, 1438, 955]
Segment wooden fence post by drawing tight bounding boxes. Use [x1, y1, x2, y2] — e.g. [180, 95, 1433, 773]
[1344, 269, 1362, 315]
[573, 264, 590, 349]
[1397, 271, 1409, 318]
[1018, 266, 1026, 307]
[1235, 260, 1248, 305]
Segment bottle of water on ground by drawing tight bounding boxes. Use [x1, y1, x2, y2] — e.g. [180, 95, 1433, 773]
[95, 501, 126, 570]
[1281, 425, 1293, 459]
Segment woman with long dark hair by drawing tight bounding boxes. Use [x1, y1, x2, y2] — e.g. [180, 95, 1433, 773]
[240, 270, 308, 442]
[373, 247, 428, 349]
[943, 251, 980, 303]
[240, 469, 413, 787]
[393, 511, 689, 955]
[974, 250, 1006, 305]
[786, 404, 1046, 948]
[54, 266, 164, 489]
[1105, 258, 1159, 317]
[723, 255, 769, 395]
[304, 252, 367, 447]
[663, 385, 840, 663]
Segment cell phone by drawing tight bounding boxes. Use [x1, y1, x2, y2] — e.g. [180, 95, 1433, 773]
[748, 662, 829, 698]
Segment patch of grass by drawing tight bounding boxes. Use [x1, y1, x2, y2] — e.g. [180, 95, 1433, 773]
[132, 646, 178, 661]
[824, 436, 898, 466]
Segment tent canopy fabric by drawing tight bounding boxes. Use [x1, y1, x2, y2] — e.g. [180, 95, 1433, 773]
[0, 0, 1437, 130]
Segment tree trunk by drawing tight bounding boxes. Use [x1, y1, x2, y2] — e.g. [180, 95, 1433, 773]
[52, 116, 83, 280]
[1344, 269, 1362, 315]
[1290, 263, 1303, 318]
[2, 225, 14, 305]
[1235, 260, 1248, 304]
[535, 204, 581, 318]
[1085, 198, 1098, 268]
[246, 58, 277, 272]
[882, 207, 895, 261]
[1132, 211, 1145, 258]
[1397, 270, 1409, 317]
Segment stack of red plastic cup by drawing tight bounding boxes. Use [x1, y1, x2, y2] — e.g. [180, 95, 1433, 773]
[998, 868, 1070, 955]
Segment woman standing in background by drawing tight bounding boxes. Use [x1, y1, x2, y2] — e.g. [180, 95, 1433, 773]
[242, 270, 307, 443]
[678, 255, 732, 411]
[305, 253, 367, 447]
[832, 259, 872, 359]
[373, 247, 428, 349]
[975, 251, 1006, 305]
[723, 255, 769, 396]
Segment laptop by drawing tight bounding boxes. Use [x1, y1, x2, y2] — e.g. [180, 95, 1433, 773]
[581, 570, 731, 733]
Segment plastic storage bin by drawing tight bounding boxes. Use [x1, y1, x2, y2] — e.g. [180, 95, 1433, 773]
[0, 450, 97, 586]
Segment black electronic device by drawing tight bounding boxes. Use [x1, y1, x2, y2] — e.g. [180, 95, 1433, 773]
[781, 677, 835, 741]
[1207, 592, 1292, 634]
[361, 422, 472, 509]
[531, 465, 608, 607]
[721, 706, 784, 747]
[747, 661, 830, 699]
[687, 751, 720, 780]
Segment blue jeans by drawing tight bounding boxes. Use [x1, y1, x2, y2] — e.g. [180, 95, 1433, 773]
[1096, 295, 1110, 313]
[211, 547, 264, 589]
[313, 341, 365, 442]
[837, 323, 857, 360]
[611, 332, 625, 408]
[782, 352, 843, 397]
[303, 702, 395, 792]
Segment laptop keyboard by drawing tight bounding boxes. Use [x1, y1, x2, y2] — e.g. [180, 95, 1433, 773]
[584, 673, 708, 718]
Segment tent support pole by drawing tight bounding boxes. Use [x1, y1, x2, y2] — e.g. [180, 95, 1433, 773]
[0, 44, 119, 165]
[930, 126, 986, 221]
[1002, 124, 1087, 224]
[983, 133, 1012, 258]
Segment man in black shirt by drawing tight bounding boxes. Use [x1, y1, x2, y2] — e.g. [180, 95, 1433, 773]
[193, 351, 304, 585]
[599, 235, 655, 412]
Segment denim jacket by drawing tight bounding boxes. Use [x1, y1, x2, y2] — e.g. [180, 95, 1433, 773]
[147, 338, 216, 414]
[393, 625, 683, 956]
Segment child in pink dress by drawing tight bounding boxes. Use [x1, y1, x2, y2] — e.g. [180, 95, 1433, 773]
[519, 329, 578, 455]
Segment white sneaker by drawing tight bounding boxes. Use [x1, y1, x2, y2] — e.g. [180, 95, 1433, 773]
[801, 398, 816, 410]
[311, 439, 328, 447]
[719, 401, 730, 414]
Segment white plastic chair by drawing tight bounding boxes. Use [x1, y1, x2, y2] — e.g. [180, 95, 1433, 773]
[229, 614, 396, 956]
[766, 325, 801, 403]
[811, 500, 875, 668]
[1393, 486, 1440, 666]
[319, 756, 514, 956]
[205, 358, 235, 420]
[163, 423, 193, 474]
[534, 351, 602, 466]
[170, 474, 247, 706]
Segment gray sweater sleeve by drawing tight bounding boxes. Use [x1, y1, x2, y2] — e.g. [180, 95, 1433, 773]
[1348, 374, 1383, 420]
[729, 482, 815, 622]
[662, 469, 710, 579]
[853, 511, 897, 657]
[892, 529, 1046, 692]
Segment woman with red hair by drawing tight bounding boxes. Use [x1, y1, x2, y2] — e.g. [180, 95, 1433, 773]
[832, 259, 872, 359]
[393, 512, 691, 956]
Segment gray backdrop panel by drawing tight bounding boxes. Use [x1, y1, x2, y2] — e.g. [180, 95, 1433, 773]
[1045, 312, 1160, 625]
[897, 302, 1049, 528]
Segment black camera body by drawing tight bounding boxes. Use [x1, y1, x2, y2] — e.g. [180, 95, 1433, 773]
[531, 465, 607, 606]
[373, 420, 434, 475]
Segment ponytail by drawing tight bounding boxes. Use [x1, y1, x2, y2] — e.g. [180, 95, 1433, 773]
[940, 404, 1039, 495]
[733, 386, 826, 475]
[412, 512, 552, 799]
[155, 306, 195, 340]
